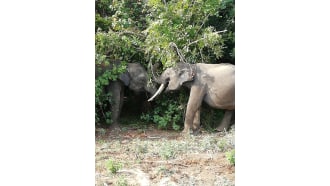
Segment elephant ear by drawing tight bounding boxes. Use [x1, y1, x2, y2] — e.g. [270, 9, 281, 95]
[119, 72, 130, 86]
[177, 63, 195, 84]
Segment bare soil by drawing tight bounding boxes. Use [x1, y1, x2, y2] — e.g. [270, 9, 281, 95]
[95, 125, 235, 186]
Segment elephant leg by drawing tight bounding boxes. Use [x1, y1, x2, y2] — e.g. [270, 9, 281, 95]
[230, 110, 235, 125]
[192, 107, 201, 132]
[119, 86, 124, 114]
[109, 81, 123, 128]
[216, 110, 233, 132]
[182, 86, 205, 134]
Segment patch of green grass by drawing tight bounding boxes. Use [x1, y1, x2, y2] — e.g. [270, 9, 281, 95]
[96, 128, 107, 136]
[217, 139, 228, 152]
[225, 149, 235, 165]
[106, 159, 123, 173]
[159, 143, 176, 160]
[157, 165, 167, 175]
[96, 139, 106, 145]
[157, 165, 174, 177]
[136, 144, 148, 154]
[199, 136, 218, 151]
[115, 175, 128, 186]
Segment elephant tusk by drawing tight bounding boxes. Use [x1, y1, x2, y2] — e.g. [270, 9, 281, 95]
[148, 84, 165, 102]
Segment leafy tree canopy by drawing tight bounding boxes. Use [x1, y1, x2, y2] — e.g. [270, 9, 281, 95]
[95, 0, 234, 68]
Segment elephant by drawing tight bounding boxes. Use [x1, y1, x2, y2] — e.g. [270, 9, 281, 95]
[96, 61, 157, 128]
[148, 62, 235, 134]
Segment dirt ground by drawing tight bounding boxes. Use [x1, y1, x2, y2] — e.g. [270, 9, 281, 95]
[95, 125, 235, 186]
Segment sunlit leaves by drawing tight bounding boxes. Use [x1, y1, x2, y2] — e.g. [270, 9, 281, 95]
[144, 0, 225, 67]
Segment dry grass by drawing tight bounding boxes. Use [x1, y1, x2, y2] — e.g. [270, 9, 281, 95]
[96, 125, 235, 186]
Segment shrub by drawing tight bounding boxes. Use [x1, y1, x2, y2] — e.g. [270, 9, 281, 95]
[116, 176, 128, 186]
[141, 90, 188, 130]
[217, 139, 228, 152]
[106, 159, 123, 173]
[225, 149, 235, 165]
[159, 143, 176, 160]
[200, 104, 225, 132]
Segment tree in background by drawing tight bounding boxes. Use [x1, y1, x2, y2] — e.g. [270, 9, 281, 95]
[144, 0, 226, 68]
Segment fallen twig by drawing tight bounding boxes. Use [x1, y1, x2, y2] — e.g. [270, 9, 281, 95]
[137, 160, 189, 167]
[147, 136, 161, 139]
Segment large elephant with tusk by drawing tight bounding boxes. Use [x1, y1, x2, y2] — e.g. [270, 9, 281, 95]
[148, 62, 235, 134]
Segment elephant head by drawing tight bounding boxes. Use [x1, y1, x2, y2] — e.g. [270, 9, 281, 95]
[96, 62, 157, 95]
[126, 63, 157, 95]
[149, 62, 196, 101]
[96, 61, 157, 126]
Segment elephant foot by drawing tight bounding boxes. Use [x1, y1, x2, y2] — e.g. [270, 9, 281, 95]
[192, 125, 201, 134]
[215, 126, 229, 133]
[192, 123, 201, 131]
[216, 111, 233, 133]
[181, 128, 193, 135]
[181, 127, 200, 136]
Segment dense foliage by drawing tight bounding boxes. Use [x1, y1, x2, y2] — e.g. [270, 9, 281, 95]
[141, 90, 188, 131]
[144, 0, 225, 68]
[95, 0, 235, 129]
[95, 0, 147, 124]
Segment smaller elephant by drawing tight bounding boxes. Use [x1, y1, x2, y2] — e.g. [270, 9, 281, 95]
[96, 61, 157, 127]
[149, 62, 235, 134]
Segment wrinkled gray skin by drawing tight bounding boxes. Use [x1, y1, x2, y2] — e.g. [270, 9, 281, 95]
[149, 62, 235, 134]
[96, 62, 157, 127]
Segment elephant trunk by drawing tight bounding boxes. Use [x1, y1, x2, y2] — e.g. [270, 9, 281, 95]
[148, 83, 165, 102]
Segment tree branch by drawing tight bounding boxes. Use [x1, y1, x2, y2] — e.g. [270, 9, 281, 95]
[108, 28, 145, 38]
[184, 30, 227, 49]
[117, 30, 145, 38]
[169, 42, 187, 63]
